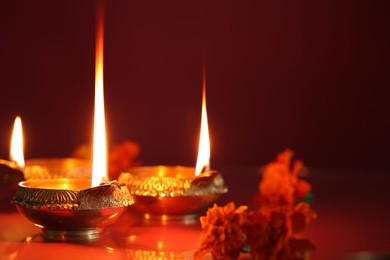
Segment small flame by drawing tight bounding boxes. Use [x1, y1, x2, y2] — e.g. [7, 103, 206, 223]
[91, 5, 107, 187]
[195, 76, 211, 176]
[10, 116, 25, 167]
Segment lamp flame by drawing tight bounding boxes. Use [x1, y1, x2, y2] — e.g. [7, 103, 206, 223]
[195, 77, 211, 176]
[10, 116, 25, 167]
[91, 6, 107, 187]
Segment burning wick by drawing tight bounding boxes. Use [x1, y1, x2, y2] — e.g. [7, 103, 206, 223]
[91, 2, 108, 187]
[10, 116, 25, 168]
[0, 116, 25, 185]
[195, 69, 211, 177]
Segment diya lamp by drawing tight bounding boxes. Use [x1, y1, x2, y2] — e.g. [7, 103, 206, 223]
[12, 14, 133, 240]
[0, 118, 92, 182]
[119, 79, 227, 219]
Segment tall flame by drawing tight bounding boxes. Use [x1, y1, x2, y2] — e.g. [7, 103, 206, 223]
[195, 74, 211, 176]
[10, 116, 25, 167]
[91, 5, 107, 187]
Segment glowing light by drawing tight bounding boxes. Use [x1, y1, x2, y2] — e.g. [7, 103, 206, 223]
[109, 213, 119, 219]
[92, 5, 107, 187]
[195, 73, 210, 176]
[25, 236, 32, 242]
[161, 214, 168, 222]
[10, 116, 25, 167]
[128, 235, 136, 242]
[59, 183, 72, 190]
[158, 241, 163, 250]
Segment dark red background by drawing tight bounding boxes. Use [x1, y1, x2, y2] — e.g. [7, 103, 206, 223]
[0, 1, 389, 169]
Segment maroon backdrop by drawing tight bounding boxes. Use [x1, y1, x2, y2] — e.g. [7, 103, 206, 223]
[0, 1, 389, 169]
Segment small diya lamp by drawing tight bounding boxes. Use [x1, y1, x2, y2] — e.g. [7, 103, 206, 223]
[12, 19, 133, 240]
[13, 178, 132, 240]
[0, 118, 96, 209]
[119, 166, 226, 218]
[0, 117, 93, 181]
[119, 83, 227, 219]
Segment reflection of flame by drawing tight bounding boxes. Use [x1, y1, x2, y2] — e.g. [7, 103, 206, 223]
[10, 116, 25, 167]
[92, 5, 107, 187]
[195, 75, 211, 176]
[157, 241, 163, 250]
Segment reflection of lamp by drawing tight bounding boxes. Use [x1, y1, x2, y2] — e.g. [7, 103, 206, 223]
[119, 76, 227, 218]
[16, 234, 127, 259]
[123, 221, 201, 259]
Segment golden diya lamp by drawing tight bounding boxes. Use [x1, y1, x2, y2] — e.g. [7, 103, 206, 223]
[119, 82, 227, 218]
[9, 16, 133, 240]
[0, 117, 92, 182]
[0, 118, 95, 212]
[119, 166, 226, 218]
[12, 178, 132, 240]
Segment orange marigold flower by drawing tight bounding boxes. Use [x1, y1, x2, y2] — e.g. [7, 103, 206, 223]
[243, 203, 316, 260]
[194, 202, 248, 259]
[290, 203, 317, 234]
[194, 150, 317, 260]
[258, 149, 311, 208]
[295, 180, 311, 199]
[280, 237, 316, 260]
[243, 210, 289, 260]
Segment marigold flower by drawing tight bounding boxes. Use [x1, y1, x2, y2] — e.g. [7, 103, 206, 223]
[280, 237, 316, 260]
[290, 203, 317, 234]
[195, 150, 317, 260]
[243, 209, 289, 260]
[244, 203, 316, 260]
[194, 202, 248, 259]
[258, 149, 311, 208]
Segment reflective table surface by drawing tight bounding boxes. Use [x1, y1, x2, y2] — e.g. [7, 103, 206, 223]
[1, 167, 390, 259]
